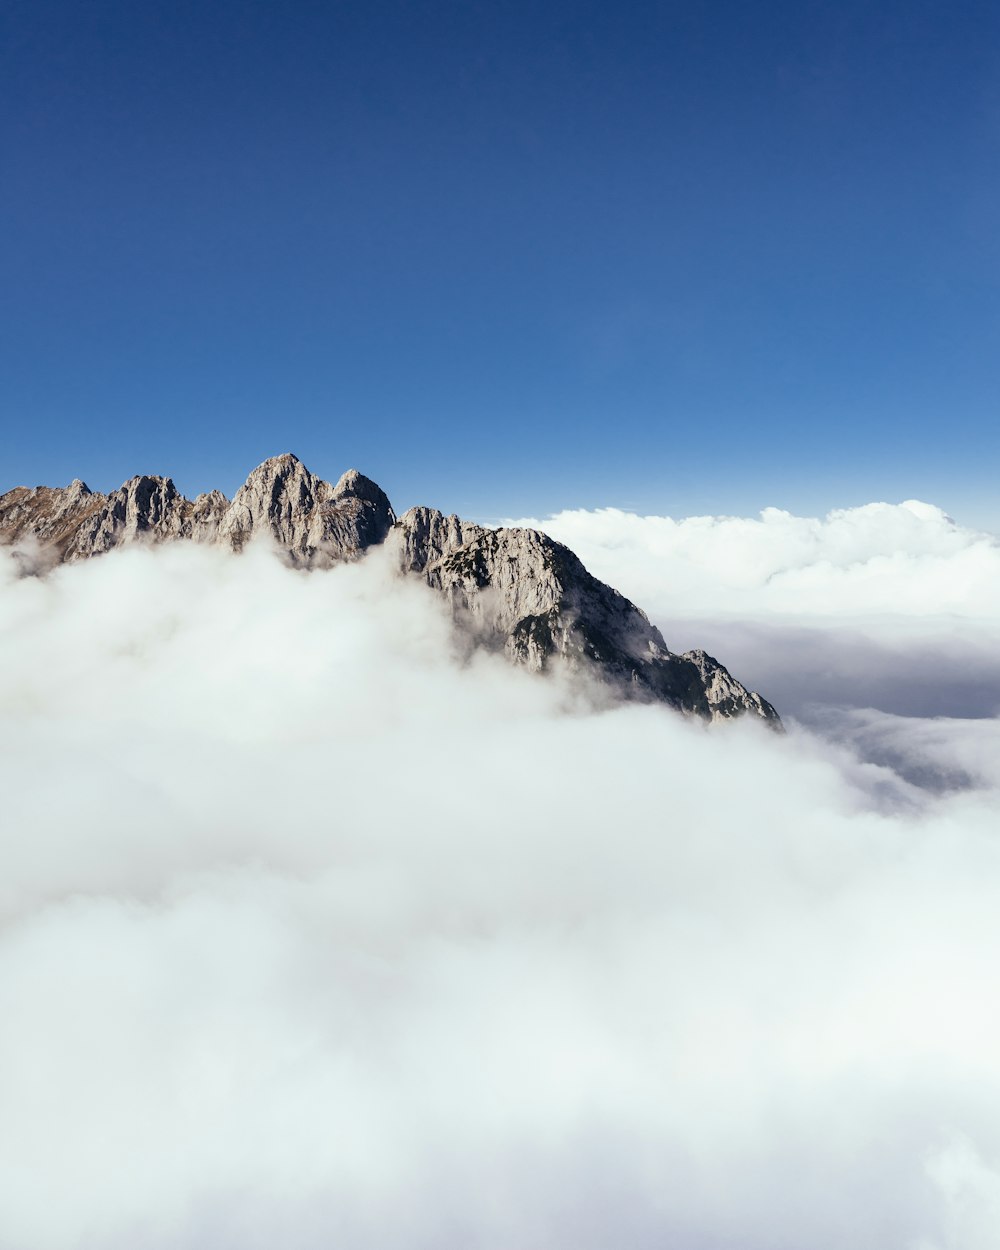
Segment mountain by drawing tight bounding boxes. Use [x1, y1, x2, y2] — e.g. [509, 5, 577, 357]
[0, 454, 779, 725]
[0, 455, 394, 567]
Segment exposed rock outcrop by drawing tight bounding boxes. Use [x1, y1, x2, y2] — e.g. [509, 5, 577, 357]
[0, 478, 107, 567]
[0, 454, 395, 568]
[387, 506, 779, 723]
[72, 475, 228, 558]
[0, 455, 779, 724]
[218, 455, 395, 564]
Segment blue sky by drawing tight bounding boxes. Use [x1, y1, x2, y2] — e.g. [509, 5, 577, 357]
[3, 0, 999, 523]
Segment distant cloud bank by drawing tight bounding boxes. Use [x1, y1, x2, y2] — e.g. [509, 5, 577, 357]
[509, 499, 1000, 621]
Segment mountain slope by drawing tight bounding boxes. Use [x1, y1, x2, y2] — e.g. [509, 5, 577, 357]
[0, 455, 779, 724]
[387, 506, 778, 720]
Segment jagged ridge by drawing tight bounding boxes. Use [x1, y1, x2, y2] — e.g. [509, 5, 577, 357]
[0, 454, 395, 569]
[0, 455, 779, 725]
[387, 507, 778, 721]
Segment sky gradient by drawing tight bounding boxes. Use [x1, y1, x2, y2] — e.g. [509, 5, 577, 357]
[3, 0, 999, 523]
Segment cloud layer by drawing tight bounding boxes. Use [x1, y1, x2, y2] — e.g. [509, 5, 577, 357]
[1, 529, 999, 1250]
[509, 499, 1000, 621]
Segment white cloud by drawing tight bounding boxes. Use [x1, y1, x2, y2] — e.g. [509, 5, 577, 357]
[1, 536, 999, 1249]
[507, 500, 1000, 621]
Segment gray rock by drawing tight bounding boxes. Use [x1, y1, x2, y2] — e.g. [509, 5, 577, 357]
[0, 455, 779, 724]
[217, 454, 395, 565]
[0, 478, 108, 568]
[387, 506, 780, 724]
[0, 455, 395, 569]
[70, 475, 208, 557]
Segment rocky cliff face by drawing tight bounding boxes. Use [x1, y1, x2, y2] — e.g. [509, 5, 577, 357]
[0, 455, 779, 724]
[0, 455, 394, 570]
[218, 455, 395, 563]
[386, 506, 779, 722]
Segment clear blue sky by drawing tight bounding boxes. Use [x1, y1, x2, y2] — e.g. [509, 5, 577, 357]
[3, 0, 999, 522]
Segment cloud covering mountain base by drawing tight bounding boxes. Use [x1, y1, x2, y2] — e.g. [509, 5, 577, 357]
[1, 514, 999, 1250]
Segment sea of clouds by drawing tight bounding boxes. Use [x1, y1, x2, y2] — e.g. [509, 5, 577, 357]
[2, 499, 999, 1250]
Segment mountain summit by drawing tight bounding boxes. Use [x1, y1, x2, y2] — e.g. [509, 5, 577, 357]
[0, 455, 779, 725]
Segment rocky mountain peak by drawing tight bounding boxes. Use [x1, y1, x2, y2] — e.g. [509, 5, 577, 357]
[0, 455, 779, 724]
[218, 456, 396, 563]
[333, 468, 393, 508]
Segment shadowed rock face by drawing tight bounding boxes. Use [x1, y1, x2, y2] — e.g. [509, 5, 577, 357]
[0, 455, 779, 724]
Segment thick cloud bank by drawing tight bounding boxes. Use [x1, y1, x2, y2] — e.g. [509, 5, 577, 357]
[509, 500, 1000, 621]
[1, 535, 999, 1250]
